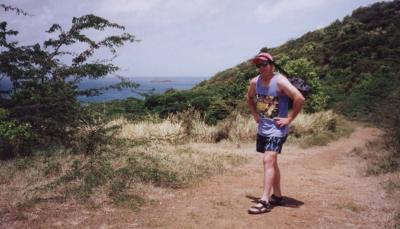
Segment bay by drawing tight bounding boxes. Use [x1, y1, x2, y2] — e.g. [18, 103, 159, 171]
[78, 76, 208, 103]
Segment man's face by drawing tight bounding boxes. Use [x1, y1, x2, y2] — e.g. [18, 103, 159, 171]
[256, 60, 273, 76]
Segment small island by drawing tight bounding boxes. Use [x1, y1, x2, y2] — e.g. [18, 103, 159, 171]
[150, 79, 174, 83]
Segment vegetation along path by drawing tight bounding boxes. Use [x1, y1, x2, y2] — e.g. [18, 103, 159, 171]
[3, 127, 397, 228]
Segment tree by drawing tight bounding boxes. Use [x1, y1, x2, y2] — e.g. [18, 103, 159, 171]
[0, 5, 137, 157]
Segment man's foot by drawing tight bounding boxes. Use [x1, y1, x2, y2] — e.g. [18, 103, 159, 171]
[248, 200, 271, 214]
[269, 194, 284, 205]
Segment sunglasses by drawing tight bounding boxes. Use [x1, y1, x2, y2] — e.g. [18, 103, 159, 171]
[255, 61, 272, 68]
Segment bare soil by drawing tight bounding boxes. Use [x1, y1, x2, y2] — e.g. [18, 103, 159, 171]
[1, 127, 398, 228]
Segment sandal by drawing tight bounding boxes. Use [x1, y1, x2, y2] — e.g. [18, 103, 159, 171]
[248, 200, 271, 214]
[270, 194, 284, 206]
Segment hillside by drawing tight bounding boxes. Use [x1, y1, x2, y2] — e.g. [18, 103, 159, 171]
[195, 0, 400, 120]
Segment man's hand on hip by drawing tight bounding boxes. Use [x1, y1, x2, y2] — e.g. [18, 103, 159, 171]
[274, 117, 291, 128]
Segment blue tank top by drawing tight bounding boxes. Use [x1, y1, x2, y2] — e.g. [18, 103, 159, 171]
[256, 73, 289, 137]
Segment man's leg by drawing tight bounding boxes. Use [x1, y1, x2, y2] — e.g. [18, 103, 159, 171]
[249, 151, 277, 214]
[261, 151, 278, 201]
[273, 162, 282, 197]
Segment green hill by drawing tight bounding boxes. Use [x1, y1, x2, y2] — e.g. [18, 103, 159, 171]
[196, 0, 400, 120]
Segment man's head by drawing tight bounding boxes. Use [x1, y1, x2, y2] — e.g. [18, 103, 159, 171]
[252, 52, 274, 76]
[252, 52, 273, 65]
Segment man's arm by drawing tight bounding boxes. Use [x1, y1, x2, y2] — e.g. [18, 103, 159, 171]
[275, 75, 305, 128]
[247, 79, 259, 123]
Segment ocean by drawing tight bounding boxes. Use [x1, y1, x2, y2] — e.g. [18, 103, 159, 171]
[78, 76, 208, 103]
[0, 76, 208, 103]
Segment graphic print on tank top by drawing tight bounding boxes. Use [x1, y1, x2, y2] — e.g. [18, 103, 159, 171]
[256, 95, 279, 119]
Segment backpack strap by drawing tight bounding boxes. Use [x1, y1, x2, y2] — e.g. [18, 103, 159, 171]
[270, 61, 312, 98]
[270, 61, 290, 77]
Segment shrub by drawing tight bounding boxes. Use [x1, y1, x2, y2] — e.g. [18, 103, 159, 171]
[0, 108, 36, 159]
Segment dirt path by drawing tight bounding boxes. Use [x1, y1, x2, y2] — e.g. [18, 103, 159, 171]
[2, 127, 397, 228]
[130, 127, 395, 229]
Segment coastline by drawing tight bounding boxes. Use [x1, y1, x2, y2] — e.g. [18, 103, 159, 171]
[78, 76, 208, 103]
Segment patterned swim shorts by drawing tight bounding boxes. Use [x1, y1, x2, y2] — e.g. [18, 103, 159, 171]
[256, 134, 288, 154]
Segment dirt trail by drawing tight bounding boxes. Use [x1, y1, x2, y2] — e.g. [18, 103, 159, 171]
[2, 127, 397, 228]
[131, 127, 395, 229]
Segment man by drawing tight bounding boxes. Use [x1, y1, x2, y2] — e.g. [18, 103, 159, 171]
[247, 52, 305, 214]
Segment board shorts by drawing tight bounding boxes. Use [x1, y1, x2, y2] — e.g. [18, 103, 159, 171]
[256, 134, 288, 154]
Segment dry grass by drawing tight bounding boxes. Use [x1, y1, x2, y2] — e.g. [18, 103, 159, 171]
[333, 200, 364, 213]
[386, 175, 400, 228]
[220, 112, 257, 142]
[288, 110, 354, 148]
[190, 119, 219, 142]
[351, 138, 400, 176]
[291, 110, 337, 135]
[190, 112, 257, 143]
[350, 136, 400, 227]
[0, 109, 354, 219]
[113, 110, 352, 147]
[116, 117, 184, 142]
[112, 111, 257, 144]
[0, 138, 247, 215]
[0, 152, 71, 211]
[383, 174, 400, 195]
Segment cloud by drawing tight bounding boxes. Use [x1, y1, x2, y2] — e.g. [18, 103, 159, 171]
[254, 0, 345, 24]
[95, 0, 223, 26]
[96, 0, 160, 14]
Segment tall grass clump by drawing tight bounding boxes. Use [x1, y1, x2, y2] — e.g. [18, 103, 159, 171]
[288, 110, 354, 147]
[114, 109, 257, 144]
[189, 116, 219, 142]
[213, 112, 257, 142]
[116, 117, 184, 143]
[188, 111, 257, 143]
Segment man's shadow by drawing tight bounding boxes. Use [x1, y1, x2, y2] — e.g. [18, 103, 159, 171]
[245, 195, 304, 208]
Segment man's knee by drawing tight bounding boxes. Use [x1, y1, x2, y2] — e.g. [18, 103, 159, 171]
[263, 151, 278, 166]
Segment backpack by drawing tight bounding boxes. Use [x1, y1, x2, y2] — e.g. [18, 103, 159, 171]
[271, 61, 312, 98]
[288, 77, 312, 98]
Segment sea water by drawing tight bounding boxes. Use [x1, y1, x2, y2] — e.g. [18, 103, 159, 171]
[0, 76, 208, 103]
[78, 76, 208, 103]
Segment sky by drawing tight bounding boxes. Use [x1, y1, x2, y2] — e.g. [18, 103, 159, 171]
[1, 0, 391, 78]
